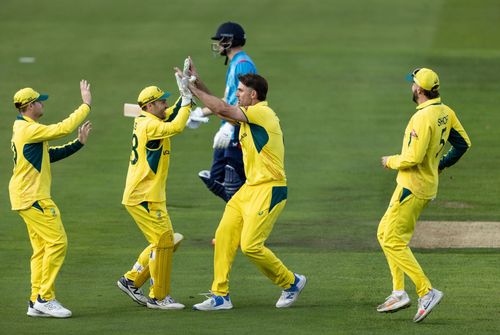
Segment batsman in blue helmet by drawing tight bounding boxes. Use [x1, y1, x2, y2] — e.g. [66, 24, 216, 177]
[186, 21, 257, 202]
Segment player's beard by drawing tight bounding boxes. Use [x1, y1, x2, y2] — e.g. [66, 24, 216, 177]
[159, 108, 167, 120]
[412, 90, 418, 103]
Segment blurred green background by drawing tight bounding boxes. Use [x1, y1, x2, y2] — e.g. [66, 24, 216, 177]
[1, 0, 499, 334]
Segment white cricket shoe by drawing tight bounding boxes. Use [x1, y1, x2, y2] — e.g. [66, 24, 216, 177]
[33, 297, 72, 318]
[147, 296, 185, 310]
[413, 288, 443, 323]
[276, 273, 307, 308]
[193, 293, 233, 311]
[173, 232, 184, 252]
[117, 276, 148, 306]
[27, 301, 50, 318]
[377, 292, 411, 313]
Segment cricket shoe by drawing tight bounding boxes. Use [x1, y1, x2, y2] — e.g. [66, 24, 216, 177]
[413, 288, 443, 323]
[117, 276, 148, 306]
[193, 293, 233, 311]
[173, 232, 184, 252]
[147, 296, 185, 310]
[276, 273, 307, 308]
[33, 297, 72, 318]
[377, 292, 411, 313]
[27, 301, 50, 318]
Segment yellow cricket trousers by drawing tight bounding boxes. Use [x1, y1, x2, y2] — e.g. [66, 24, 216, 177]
[211, 182, 295, 296]
[377, 184, 432, 297]
[18, 199, 67, 302]
[124, 201, 173, 299]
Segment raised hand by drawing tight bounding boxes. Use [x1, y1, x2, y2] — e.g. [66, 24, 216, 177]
[174, 67, 197, 106]
[78, 120, 92, 144]
[80, 80, 92, 106]
[186, 56, 198, 78]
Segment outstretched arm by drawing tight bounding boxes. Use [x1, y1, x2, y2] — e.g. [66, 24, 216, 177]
[26, 80, 92, 142]
[189, 82, 247, 123]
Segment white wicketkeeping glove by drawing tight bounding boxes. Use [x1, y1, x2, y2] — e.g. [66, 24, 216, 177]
[175, 72, 196, 106]
[213, 122, 234, 149]
[186, 107, 209, 129]
[183, 57, 191, 76]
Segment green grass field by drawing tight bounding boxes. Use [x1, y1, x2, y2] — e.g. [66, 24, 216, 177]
[1, 0, 499, 334]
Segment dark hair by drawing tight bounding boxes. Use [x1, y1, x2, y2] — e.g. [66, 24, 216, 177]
[422, 89, 440, 99]
[238, 74, 268, 101]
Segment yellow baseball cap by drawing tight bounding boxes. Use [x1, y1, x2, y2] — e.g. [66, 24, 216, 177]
[137, 86, 171, 108]
[406, 68, 440, 91]
[13, 88, 49, 109]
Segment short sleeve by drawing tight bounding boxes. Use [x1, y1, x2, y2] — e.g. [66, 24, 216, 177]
[240, 105, 266, 126]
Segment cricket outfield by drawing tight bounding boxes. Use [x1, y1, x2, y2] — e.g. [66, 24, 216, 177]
[0, 0, 499, 334]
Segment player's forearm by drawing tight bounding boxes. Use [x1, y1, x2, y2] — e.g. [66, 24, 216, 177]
[49, 139, 84, 163]
[191, 86, 228, 118]
[193, 77, 212, 95]
[386, 155, 420, 170]
[201, 107, 213, 117]
[168, 107, 190, 134]
[439, 146, 468, 170]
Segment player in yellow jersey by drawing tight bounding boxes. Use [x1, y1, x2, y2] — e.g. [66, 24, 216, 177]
[117, 73, 193, 310]
[377, 68, 471, 323]
[181, 65, 306, 310]
[9, 81, 93, 318]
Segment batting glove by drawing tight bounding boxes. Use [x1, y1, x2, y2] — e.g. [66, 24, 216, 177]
[213, 122, 234, 149]
[187, 107, 209, 129]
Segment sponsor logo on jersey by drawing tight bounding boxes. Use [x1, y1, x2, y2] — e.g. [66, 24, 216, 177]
[437, 115, 448, 126]
[240, 132, 247, 142]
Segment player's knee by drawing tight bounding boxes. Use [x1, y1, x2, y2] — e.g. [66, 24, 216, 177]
[51, 239, 68, 256]
[240, 241, 263, 257]
[376, 231, 384, 245]
[382, 240, 406, 252]
[56, 232, 68, 248]
[156, 230, 174, 249]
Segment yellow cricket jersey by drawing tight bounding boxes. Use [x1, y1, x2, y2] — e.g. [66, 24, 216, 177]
[9, 104, 91, 210]
[386, 98, 471, 199]
[239, 101, 286, 186]
[122, 100, 190, 206]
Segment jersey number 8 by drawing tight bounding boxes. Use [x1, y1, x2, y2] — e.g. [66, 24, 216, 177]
[131, 134, 139, 165]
